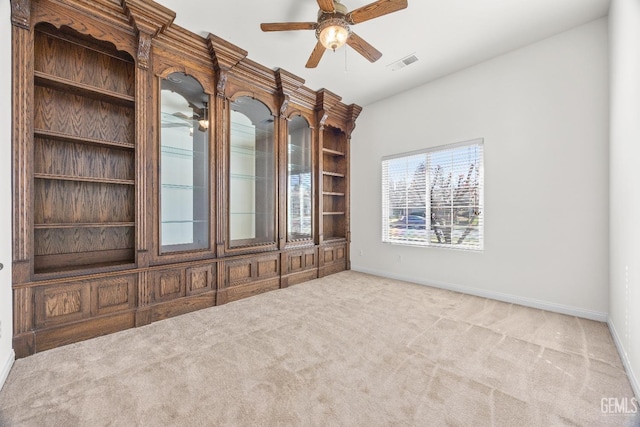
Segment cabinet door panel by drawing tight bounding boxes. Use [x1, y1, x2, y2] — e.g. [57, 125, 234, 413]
[159, 73, 210, 253]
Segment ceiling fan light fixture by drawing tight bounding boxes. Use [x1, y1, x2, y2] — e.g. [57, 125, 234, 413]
[317, 18, 350, 51]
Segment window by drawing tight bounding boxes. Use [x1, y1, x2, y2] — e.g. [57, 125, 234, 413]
[382, 139, 484, 250]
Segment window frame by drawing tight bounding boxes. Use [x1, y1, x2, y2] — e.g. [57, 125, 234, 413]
[382, 138, 484, 251]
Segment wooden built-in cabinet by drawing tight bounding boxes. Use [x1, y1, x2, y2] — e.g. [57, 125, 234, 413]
[10, 0, 360, 358]
[32, 23, 137, 274]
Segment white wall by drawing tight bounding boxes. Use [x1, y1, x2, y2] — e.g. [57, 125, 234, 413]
[351, 18, 609, 320]
[608, 0, 640, 398]
[0, 1, 15, 390]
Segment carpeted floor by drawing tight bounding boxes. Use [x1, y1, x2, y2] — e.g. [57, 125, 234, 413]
[0, 271, 637, 426]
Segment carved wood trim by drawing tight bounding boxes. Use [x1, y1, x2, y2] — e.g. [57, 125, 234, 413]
[207, 33, 247, 99]
[316, 88, 341, 131]
[12, 23, 33, 266]
[207, 34, 247, 72]
[11, 0, 30, 29]
[136, 32, 152, 69]
[13, 287, 34, 334]
[122, 0, 175, 69]
[121, 0, 175, 37]
[136, 61, 150, 254]
[138, 270, 150, 306]
[10, 0, 360, 357]
[345, 103, 363, 139]
[275, 68, 305, 118]
[32, 0, 137, 56]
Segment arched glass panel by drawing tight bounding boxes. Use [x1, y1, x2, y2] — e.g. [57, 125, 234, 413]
[160, 72, 209, 252]
[229, 97, 276, 246]
[287, 115, 312, 241]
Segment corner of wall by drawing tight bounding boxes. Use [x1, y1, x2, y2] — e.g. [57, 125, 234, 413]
[1, 0, 14, 389]
[608, 318, 639, 399]
[0, 350, 15, 391]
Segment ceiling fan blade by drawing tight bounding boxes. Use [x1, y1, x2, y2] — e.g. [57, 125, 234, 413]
[317, 0, 335, 12]
[346, 32, 382, 63]
[347, 0, 408, 24]
[260, 22, 316, 32]
[306, 41, 326, 68]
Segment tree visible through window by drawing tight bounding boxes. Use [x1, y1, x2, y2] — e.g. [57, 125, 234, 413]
[382, 139, 484, 250]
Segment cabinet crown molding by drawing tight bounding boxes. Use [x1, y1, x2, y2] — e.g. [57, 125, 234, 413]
[121, 0, 175, 37]
[207, 33, 248, 73]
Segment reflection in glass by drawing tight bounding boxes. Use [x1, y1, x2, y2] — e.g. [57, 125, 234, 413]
[229, 97, 275, 246]
[287, 115, 312, 240]
[160, 72, 209, 252]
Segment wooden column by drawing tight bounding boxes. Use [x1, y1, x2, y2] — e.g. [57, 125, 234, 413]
[122, 0, 175, 325]
[11, 0, 35, 357]
[207, 34, 247, 259]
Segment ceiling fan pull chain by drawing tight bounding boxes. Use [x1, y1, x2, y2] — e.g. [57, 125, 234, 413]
[344, 46, 348, 72]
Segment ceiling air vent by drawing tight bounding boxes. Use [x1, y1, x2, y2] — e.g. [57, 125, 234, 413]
[388, 53, 419, 71]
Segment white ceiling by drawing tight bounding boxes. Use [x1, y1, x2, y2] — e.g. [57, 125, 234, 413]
[154, 0, 611, 107]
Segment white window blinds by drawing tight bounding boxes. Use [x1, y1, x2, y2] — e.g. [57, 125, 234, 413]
[382, 139, 484, 250]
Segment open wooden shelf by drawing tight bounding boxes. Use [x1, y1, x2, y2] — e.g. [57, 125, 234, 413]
[322, 148, 345, 157]
[34, 222, 135, 229]
[322, 171, 345, 178]
[31, 24, 136, 278]
[34, 128, 135, 150]
[34, 70, 135, 106]
[34, 260, 137, 276]
[323, 236, 347, 242]
[34, 173, 135, 186]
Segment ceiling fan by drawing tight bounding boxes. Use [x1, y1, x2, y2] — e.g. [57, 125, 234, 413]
[260, 0, 408, 68]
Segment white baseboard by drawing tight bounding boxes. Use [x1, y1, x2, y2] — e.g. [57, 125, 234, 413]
[608, 318, 639, 399]
[351, 266, 608, 322]
[0, 349, 15, 392]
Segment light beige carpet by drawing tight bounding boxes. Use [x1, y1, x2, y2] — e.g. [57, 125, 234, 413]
[0, 271, 637, 426]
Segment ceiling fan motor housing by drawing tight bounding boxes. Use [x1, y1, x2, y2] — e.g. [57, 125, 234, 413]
[316, 2, 351, 51]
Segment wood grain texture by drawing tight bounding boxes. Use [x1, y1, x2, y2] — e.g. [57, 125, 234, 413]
[135, 48, 149, 255]
[228, 263, 252, 285]
[92, 275, 136, 315]
[31, 0, 137, 57]
[282, 269, 318, 288]
[321, 126, 348, 240]
[35, 312, 136, 352]
[35, 282, 91, 327]
[33, 86, 134, 145]
[187, 265, 214, 296]
[12, 0, 362, 357]
[151, 269, 186, 303]
[290, 255, 303, 271]
[13, 287, 34, 334]
[34, 27, 135, 96]
[347, 0, 408, 25]
[10, 0, 30, 29]
[151, 292, 215, 323]
[12, 23, 34, 264]
[138, 271, 150, 307]
[34, 249, 135, 273]
[34, 226, 134, 256]
[257, 259, 279, 278]
[225, 278, 280, 303]
[35, 138, 134, 181]
[346, 32, 383, 63]
[34, 180, 134, 224]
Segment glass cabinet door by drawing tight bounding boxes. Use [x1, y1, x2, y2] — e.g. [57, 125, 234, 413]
[160, 72, 209, 252]
[229, 97, 276, 247]
[287, 115, 312, 241]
